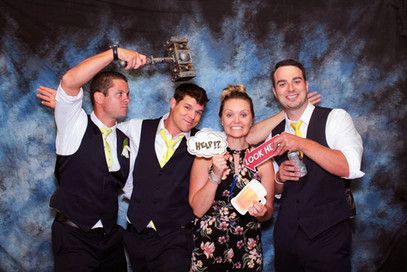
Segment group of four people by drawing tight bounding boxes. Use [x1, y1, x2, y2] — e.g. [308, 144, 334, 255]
[36, 46, 363, 271]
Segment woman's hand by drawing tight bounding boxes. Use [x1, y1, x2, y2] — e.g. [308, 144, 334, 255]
[248, 202, 267, 218]
[211, 154, 230, 181]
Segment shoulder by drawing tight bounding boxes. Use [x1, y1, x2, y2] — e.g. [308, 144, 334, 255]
[313, 106, 333, 117]
[312, 106, 353, 124]
[328, 108, 353, 121]
[191, 127, 199, 136]
[143, 117, 161, 124]
[117, 118, 143, 134]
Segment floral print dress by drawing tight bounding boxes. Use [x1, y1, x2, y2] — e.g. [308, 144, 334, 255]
[191, 148, 263, 272]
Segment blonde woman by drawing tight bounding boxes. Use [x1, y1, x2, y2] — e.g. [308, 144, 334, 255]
[189, 85, 274, 271]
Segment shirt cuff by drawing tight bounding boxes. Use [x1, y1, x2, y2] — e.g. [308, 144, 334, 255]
[56, 84, 83, 103]
[342, 147, 365, 179]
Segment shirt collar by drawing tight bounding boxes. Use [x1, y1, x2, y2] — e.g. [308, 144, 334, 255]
[284, 102, 315, 127]
[157, 112, 191, 139]
[90, 111, 117, 131]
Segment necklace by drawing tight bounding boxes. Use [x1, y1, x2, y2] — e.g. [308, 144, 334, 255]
[228, 147, 247, 198]
[227, 147, 248, 154]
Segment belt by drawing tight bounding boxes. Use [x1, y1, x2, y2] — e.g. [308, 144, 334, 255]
[126, 223, 156, 234]
[55, 213, 80, 228]
[55, 213, 106, 234]
[127, 221, 194, 234]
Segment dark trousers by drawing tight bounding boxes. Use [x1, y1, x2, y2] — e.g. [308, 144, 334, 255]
[274, 220, 351, 272]
[52, 220, 127, 272]
[123, 224, 194, 272]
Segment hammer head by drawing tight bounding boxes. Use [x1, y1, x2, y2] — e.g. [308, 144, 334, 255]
[165, 37, 196, 82]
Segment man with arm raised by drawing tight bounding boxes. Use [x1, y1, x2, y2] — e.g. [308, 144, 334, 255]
[47, 47, 146, 271]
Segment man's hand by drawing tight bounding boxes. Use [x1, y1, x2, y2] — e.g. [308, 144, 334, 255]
[118, 48, 147, 70]
[36, 86, 57, 109]
[277, 160, 301, 183]
[307, 91, 321, 105]
[272, 132, 305, 156]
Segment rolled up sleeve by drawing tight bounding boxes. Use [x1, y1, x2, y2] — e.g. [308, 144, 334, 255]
[326, 109, 365, 179]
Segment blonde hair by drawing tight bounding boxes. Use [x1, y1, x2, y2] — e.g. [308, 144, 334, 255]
[218, 84, 254, 118]
[220, 84, 247, 101]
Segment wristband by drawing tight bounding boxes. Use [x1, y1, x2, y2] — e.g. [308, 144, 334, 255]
[209, 169, 221, 185]
[275, 177, 284, 185]
[274, 173, 284, 185]
[111, 44, 119, 61]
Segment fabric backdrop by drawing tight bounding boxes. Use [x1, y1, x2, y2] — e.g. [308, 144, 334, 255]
[1, 0, 406, 271]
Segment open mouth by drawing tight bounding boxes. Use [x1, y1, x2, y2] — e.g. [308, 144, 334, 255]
[286, 94, 299, 101]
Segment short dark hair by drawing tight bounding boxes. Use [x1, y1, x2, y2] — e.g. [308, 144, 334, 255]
[89, 71, 128, 106]
[173, 83, 209, 106]
[271, 59, 307, 88]
[218, 84, 254, 119]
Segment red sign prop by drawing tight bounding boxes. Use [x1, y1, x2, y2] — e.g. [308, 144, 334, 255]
[244, 136, 278, 171]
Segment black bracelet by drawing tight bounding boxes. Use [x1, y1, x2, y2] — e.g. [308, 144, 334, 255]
[111, 44, 119, 61]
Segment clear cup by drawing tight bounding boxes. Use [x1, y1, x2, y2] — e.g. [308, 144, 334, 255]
[287, 151, 307, 177]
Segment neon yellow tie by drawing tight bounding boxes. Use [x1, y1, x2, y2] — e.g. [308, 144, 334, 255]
[100, 127, 113, 171]
[159, 128, 184, 167]
[290, 120, 303, 157]
[290, 120, 303, 137]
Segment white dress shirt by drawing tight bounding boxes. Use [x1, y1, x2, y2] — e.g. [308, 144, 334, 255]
[272, 103, 364, 179]
[119, 114, 191, 199]
[55, 85, 121, 228]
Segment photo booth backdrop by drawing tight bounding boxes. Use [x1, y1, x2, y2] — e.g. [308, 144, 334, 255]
[1, 0, 406, 271]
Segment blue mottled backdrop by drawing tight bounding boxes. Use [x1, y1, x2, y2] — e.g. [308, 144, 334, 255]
[1, 0, 406, 271]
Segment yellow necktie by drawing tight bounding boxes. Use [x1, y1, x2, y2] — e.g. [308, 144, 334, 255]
[290, 120, 303, 157]
[159, 128, 184, 167]
[100, 127, 113, 171]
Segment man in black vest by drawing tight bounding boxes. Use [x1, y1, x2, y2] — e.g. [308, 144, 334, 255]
[45, 47, 147, 271]
[36, 57, 208, 271]
[119, 83, 208, 272]
[247, 59, 364, 271]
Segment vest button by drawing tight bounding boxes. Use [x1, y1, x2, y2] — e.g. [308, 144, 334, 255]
[296, 200, 300, 204]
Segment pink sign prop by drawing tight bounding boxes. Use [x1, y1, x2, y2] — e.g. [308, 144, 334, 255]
[244, 136, 278, 171]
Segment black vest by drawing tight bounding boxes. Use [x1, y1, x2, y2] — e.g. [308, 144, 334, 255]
[127, 118, 196, 236]
[273, 107, 350, 239]
[51, 116, 130, 232]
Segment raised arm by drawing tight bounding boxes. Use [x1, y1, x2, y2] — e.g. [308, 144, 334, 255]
[189, 154, 229, 218]
[36, 47, 147, 108]
[189, 157, 216, 218]
[246, 111, 285, 145]
[246, 91, 321, 145]
[61, 48, 146, 96]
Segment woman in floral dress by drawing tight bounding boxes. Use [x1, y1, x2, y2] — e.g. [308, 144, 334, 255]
[189, 85, 275, 271]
